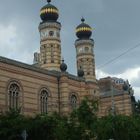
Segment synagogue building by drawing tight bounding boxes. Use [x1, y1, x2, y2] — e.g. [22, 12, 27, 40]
[0, 0, 135, 116]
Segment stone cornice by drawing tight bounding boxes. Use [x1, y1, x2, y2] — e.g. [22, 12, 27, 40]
[39, 21, 61, 30]
[75, 39, 94, 46]
[0, 56, 86, 83]
[0, 56, 60, 77]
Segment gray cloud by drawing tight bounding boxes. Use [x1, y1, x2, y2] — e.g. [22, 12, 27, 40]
[131, 71, 140, 87]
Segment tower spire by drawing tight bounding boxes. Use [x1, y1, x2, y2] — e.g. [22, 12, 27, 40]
[75, 19, 96, 82]
[47, 0, 51, 3]
[38, 0, 61, 71]
[81, 17, 85, 23]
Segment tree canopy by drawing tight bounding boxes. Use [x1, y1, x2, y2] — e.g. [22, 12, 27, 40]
[0, 99, 140, 140]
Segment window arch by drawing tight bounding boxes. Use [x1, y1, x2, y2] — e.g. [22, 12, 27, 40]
[70, 94, 78, 109]
[40, 89, 49, 114]
[50, 44, 54, 63]
[85, 47, 89, 52]
[8, 83, 20, 110]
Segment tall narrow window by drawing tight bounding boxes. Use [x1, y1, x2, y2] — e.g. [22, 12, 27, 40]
[40, 90, 48, 114]
[85, 47, 89, 52]
[8, 83, 20, 109]
[71, 95, 77, 109]
[51, 44, 54, 63]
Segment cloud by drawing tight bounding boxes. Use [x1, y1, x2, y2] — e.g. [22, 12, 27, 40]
[0, 23, 36, 64]
[96, 67, 140, 83]
[134, 87, 140, 101]
[0, 24, 17, 48]
[0, 24, 18, 55]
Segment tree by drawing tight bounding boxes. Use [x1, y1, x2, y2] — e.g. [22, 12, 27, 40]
[69, 98, 99, 140]
[0, 109, 26, 140]
[135, 100, 140, 114]
[1, 99, 140, 140]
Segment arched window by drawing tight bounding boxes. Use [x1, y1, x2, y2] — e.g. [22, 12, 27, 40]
[85, 47, 89, 52]
[8, 83, 20, 109]
[71, 95, 77, 109]
[50, 44, 54, 63]
[40, 89, 48, 114]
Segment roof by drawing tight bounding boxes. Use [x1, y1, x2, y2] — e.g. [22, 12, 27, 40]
[100, 89, 130, 98]
[0, 56, 60, 77]
[0, 56, 85, 82]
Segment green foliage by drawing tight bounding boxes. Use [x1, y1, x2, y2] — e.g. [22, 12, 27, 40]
[0, 99, 140, 140]
[0, 108, 26, 140]
[135, 100, 140, 114]
[96, 115, 140, 140]
[69, 98, 98, 139]
[27, 114, 56, 140]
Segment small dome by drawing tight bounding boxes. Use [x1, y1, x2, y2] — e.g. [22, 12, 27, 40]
[123, 82, 129, 91]
[40, 0, 59, 22]
[60, 59, 67, 72]
[76, 18, 92, 39]
[78, 69, 84, 77]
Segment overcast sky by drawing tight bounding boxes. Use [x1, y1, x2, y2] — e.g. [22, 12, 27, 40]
[0, 0, 140, 99]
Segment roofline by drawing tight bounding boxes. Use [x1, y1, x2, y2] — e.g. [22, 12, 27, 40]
[0, 56, 86, 82]
[0, 56, 60, 77]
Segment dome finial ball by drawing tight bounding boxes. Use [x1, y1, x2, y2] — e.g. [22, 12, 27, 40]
[81, 17, 85, 23]
[47, 0, 51, 3]
[60, 58, 67, 72]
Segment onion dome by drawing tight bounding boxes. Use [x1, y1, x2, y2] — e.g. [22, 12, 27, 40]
[40, 0, 59, 22]
[60, 59, 67, 72]
[78, 69, 84, 77]
[76, 18, 92, 39]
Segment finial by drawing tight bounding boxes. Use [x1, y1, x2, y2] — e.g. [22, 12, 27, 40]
[62, 57, 64, 63]
[81, 17, 85, 23]
[60, 57, 67, 72]
[47, 0, 51, 3]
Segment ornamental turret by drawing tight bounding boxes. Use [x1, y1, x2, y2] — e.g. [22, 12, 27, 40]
[75, 18, 96, 82]
[36, 0, 61, 71]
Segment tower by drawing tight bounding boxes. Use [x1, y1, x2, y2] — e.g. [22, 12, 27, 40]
[75, 18, 96, 82]
[38, 0, 61, 71]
